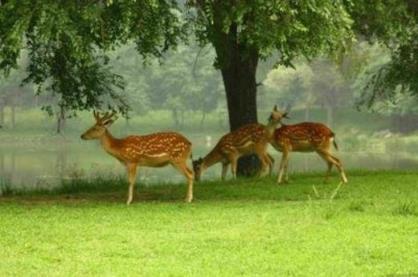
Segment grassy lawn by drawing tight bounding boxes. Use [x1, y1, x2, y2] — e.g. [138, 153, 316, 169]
[1, 171, 418, 276]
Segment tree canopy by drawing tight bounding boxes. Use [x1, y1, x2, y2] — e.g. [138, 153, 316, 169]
[0, 0, 184, 114]
[0, 0, 416, 119]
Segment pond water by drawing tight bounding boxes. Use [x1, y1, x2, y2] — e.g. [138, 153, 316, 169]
[1, 135, 418, 191]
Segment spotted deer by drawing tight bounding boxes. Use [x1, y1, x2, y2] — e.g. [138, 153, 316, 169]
[193, 106, 286, 181]
[271, 120, 348, 184]
[81, 111, 194, 204]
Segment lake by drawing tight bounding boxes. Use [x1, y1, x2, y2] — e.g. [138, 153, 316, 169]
[1, 134, 417, 191]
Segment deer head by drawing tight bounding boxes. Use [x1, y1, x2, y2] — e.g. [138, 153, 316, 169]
[268, 105, 289, 125]
[192, 158, 204, 181]
[81, 111, 117, 140]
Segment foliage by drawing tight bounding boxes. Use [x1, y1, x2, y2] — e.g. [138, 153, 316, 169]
[111, 43, 223, 125]
[263, 62, 313, 109]
[352, 43, 418, 116]
[263, 57, 352, 114]
[346, 0, 418, 101]
[0, 0, 416, 128]
[0, 0, 185, 115]
[310, 58, 352, 109]
[188, 0, 354, 67]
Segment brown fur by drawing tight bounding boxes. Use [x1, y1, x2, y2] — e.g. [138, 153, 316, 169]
[271, 122, 348, 183]
[193, 106, 285, 181]
[81, 112, 194, 204]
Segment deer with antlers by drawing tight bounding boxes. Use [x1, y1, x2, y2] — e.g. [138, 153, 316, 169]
[192, 106, 287, 181]
[271, 117, 348, 184]
[81, 111, 194, 204]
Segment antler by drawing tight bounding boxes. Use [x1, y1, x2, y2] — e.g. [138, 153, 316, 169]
[93, 110, 117, 123]
[93, 110, 100, 121]
[102, 111, 116, 121]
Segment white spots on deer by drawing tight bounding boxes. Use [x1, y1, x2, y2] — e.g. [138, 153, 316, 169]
[144, 153, 168, 158]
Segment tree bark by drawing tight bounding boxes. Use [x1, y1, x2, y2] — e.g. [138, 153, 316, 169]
[214, 23, 261, 176]
[221, 54, 258, 130]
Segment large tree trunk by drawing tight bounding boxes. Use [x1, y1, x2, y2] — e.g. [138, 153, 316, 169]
[215, 23, 261, 176]
[221, 53, 258, 130]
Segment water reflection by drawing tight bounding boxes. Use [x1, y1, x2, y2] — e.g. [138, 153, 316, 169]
[1, 138, 418, 190]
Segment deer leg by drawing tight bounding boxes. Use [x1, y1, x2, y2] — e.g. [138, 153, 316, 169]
[126, 163, 138, 205]
[266, 153, 275, 176]
[256, 153, 269, 177]
[229, 155, 238, 179]
[317, 150, 348, 184]
[332, 154, 348, 184]
[254, 146, 269, 177]
[221, 162, 229, 180]
[324, 162, 333, 182]
[172, 162, 194, 203]
[283, 155, 290, 183]
[277, 151, 289, 184]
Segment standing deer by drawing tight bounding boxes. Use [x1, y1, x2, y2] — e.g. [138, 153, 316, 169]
[81, 111, 194, 204]
[271, 119, 348, 184]
[192, 106, 286, 181]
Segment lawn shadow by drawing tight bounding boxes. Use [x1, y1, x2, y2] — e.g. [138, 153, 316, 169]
[0, 172, 356, 205]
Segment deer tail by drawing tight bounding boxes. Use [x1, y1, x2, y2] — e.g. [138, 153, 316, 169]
[331, 132, 339, 151]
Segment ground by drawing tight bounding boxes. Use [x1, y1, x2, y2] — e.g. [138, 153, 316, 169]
[1, 171, 418, 276]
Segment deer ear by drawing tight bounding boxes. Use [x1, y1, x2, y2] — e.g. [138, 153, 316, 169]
[273, 105, 278, 111]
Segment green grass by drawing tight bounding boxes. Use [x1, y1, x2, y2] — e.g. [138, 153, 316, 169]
[1, 171, 418, 276]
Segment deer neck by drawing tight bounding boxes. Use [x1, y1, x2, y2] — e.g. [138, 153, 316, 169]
[100, 129, 120, 155]
[265, 121, 279, 138]
[201, 148, 223, 171]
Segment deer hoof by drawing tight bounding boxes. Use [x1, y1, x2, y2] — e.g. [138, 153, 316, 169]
[185, 196, 193, 203]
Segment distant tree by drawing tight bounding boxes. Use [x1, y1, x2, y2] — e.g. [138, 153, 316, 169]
[263, 63, 313, 113]
[345, 0, 418, 101]
[0, 66, 33, 128]
[310, 58, 352, 127]
[352, 45, 418, 132]
[110, 46, 152, 119]
[141, 45, 222, 127]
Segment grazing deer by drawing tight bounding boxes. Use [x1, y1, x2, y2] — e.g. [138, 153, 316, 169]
[81, 111, 194, 204]
[192, 106, 286, 181]
[271, 121, 348, 184]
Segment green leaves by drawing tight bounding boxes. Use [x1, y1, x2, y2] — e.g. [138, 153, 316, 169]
[0, 0, 185, 116]
[0, 0, 416, 117]
[188, 0, 355, 68]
